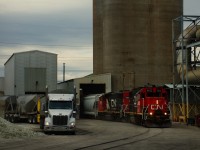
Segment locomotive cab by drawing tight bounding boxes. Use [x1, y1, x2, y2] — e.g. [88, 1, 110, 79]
[134, 86, 171, 127]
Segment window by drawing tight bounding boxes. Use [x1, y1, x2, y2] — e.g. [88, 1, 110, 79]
[49, 101, 72, 109]
[146, 91, 161, 97]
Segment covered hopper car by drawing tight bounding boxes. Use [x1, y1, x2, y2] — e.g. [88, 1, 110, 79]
[3, 95, 43, 123]
[83, 86, 172, 127]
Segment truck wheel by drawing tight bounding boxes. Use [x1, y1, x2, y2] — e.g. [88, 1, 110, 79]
[40, 118, 44, 129]
[32, 117, 37, 124]
[28, 116, 33, 124]
[44, 131, 51, 135]
[70, 131, 76, 135]
[7, 115, 11, 122]
[5, 114, 9, 121]
[10, 116, 15, 123]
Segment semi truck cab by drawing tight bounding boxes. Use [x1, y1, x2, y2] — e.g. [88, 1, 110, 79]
[42, 93, 76, 134]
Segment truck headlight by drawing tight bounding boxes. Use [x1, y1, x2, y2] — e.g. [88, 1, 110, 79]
[70, 122, 75, 127]
[45, 121, 50, 126]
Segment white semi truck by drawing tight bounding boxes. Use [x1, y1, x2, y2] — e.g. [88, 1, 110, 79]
[40, 93, 76, 134]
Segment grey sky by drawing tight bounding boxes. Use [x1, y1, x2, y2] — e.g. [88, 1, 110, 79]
[0, 0, 93, 82]
[0, 0, 199, 82]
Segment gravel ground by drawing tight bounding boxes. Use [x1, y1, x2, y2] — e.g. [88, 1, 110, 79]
[0, 117, 44, 139]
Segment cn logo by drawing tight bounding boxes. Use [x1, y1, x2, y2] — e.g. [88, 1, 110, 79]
[111, 99, 117, 107]
[151, 105, 163, 110]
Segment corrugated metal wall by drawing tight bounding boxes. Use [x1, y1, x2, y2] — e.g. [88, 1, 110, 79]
[0, 77, 4, 95]
[4, 56, 15, 95]
[57, 80, 75, 93]
[24, 68, 46, 93]
[74, 73, 112, 103]
[4, 50, 57, 95]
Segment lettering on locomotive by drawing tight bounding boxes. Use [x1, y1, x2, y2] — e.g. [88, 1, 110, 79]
[150, 104, 163, 110]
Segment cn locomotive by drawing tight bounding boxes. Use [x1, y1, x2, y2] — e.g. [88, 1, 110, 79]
[83, 86, 172, 127]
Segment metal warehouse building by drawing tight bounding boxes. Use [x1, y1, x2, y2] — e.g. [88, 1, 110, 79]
[57, 73, 112, 118]
[57, 73, 112, 102]
[4, 50, 57, 96]
[0, 77, 4, 96]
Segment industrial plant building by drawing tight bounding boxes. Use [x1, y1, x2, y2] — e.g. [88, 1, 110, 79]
[1, 0, 200, 121]
[4, 50, 57, 96]
[57, 73, 112, 111]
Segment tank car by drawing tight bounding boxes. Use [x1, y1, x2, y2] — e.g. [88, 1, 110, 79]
[83, 94, 101, 118]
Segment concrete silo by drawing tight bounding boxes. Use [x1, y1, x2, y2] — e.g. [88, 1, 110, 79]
[93, 0, 183, 92]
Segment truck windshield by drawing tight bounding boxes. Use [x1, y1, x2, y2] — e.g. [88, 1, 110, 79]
[49, 101, 72, 109]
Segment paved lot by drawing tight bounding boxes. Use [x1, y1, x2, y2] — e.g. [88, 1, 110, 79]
[0, 119, 200, 150]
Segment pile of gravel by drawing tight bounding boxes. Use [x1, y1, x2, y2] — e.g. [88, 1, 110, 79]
[0, 117, 44, 139]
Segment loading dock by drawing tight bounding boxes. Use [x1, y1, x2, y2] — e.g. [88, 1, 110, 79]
[74, 73, 111, 118]
[79, 83, 105, 118]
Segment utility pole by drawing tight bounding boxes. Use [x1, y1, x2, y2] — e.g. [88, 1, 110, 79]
[63, 63, 65, 82]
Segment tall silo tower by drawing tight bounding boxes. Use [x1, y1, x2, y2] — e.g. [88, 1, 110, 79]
[93, 0, 183, 92]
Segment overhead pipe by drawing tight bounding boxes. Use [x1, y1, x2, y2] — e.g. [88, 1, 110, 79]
[176, 25, 200, 84]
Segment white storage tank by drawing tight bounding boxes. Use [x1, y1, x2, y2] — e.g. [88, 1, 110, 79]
[4, 50, 57, 95]
[83, 94, 101, 118]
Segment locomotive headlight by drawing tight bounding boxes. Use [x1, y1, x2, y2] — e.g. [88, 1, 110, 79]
[150, 112, 153, 115]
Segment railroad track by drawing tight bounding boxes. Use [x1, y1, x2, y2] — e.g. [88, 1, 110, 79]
[0, 120, 164, 150]
[74, 128, 163, 150]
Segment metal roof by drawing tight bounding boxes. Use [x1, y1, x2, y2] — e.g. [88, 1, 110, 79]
[4, 50, 57, 65]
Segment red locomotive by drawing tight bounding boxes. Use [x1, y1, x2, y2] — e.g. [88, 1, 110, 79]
[83, 86, 172, 127]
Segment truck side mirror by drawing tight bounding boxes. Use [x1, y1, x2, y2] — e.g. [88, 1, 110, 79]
[73, 111, 76, 118]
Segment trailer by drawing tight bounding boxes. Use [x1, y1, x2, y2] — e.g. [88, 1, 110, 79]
[0, 96, 16, 118]
[4, 95, 41, 123]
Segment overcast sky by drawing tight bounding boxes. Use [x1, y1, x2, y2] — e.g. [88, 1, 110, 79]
[0, 0, 93, 82]
[0, 0, 199, 82]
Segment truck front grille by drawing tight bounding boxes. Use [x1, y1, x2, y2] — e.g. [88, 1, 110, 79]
[53, 115, 68, 125]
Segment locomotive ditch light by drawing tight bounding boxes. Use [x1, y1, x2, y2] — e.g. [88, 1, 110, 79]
[150, 112, 153, 115]
[164, 112, 167, 115]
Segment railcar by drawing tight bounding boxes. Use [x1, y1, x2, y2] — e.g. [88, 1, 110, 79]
[83, 86, 172, 127]
[130, 86, 171, 127]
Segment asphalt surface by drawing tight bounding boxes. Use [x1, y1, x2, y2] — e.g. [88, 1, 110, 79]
[0, 119, 200, 150]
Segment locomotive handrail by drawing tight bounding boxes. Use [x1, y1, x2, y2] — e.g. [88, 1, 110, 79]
[142, 106, 149, 120]
[123, 104, 128, 117]
[120, 104, 129, 117]
[120, 105, 123, 118]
